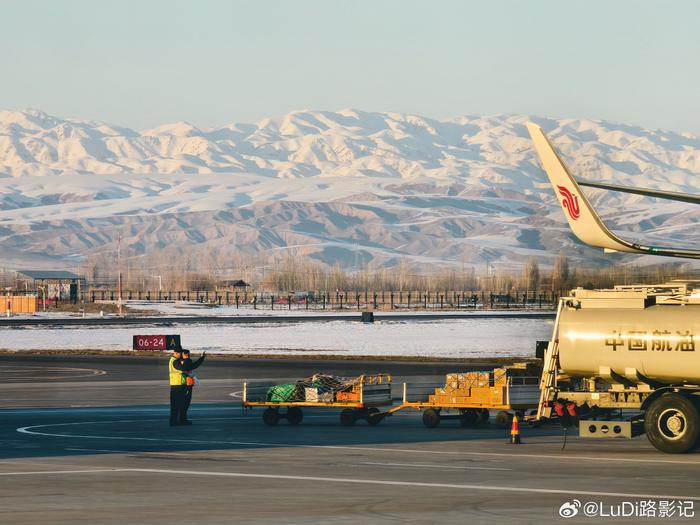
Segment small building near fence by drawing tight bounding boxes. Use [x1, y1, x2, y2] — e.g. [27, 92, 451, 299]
[217, 279, 251, 290]
[15, 270, 86, 302]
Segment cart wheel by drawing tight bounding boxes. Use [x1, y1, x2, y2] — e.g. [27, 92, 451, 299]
[526, 409, 541, 428]
[367, 407, 383, 426]
[527, 418, 542, 428]
[480, 408, 490, 423]
[422, 408, 441, 428]
[495, 411, 513, 429]
[262, 407, 280, 426]
[340, 408, 357, 426]
[459, 409, 479, 428]
[287, 407, 303, 425]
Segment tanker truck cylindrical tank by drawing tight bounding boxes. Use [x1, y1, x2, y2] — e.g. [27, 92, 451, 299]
[557, 304, 700, 384]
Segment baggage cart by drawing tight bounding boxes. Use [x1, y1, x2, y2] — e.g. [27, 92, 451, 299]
[377, 364, 541, 428]
[242, 374, 392, 426]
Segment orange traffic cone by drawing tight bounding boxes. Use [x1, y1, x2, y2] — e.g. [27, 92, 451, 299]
[510, 414, 522, 444]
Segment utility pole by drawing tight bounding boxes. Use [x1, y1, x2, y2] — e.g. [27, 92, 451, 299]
[117, 233, 123, 316]
[77, 255, 85, 316]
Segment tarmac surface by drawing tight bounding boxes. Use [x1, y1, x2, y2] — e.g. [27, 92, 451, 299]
[1, 355, 699, 524]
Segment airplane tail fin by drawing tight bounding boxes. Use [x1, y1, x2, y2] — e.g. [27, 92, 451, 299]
[526, 123, 638, 254]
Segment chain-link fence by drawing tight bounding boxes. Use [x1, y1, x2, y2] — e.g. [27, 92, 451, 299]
[84, 289, 564, 310]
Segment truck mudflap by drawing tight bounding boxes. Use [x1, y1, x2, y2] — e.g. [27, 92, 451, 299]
[579, 418, 645, 439]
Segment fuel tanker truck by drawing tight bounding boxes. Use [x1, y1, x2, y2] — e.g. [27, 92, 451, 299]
[537, 284, 700, 453]
[527, 123, 700, 453]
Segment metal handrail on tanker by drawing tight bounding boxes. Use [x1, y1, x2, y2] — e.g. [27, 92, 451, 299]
[534, 298, 565, 420]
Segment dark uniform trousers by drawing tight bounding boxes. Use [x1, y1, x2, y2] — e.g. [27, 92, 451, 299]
[184, 385, 193, 414]
[170, 385, 188, 423]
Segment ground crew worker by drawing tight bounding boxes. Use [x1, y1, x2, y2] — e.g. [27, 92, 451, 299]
[168, 347, 205, 426]
[180, 348, 204, 423]
[168, 346, 186, 426]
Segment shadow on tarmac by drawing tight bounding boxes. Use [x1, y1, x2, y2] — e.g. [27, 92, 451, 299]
[1, 403, 565, 461]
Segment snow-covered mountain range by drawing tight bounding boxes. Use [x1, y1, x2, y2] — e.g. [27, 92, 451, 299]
[1, 108, 699, 271]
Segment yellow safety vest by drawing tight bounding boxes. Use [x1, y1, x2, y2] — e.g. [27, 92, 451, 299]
[169, 357, 186, 386]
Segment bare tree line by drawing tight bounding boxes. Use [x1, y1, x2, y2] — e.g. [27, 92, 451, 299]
[70, 250, 700, 293]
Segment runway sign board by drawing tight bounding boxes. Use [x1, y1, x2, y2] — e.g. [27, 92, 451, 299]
[132, 334, 181, 351]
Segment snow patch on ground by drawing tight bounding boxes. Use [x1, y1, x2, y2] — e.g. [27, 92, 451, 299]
[0, 318, 554, 358]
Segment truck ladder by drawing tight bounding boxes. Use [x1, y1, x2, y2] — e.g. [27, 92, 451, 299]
[536, 299, 564, 419]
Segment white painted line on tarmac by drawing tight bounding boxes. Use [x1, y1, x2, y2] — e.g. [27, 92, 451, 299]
[15, 415, 341, 447]
[63, 447, 243, 459]
[65, 448, 133, 453]
[3, 466, 697, 501]
[5, 366, 107, 380]
[2, 406, 240, 415]
[4, 378, 243, 389]
[115, 468, 700, 501]
[17, 418, 700, 467]
[359, 461, 511, 471]
[324, 445, 700, 466]
[0, 469, 121, 476]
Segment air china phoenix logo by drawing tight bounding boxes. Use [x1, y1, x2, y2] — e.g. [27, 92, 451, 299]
[557, 185, 581, 220]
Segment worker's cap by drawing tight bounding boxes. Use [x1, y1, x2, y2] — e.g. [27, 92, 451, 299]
[181, 348, 190, 355]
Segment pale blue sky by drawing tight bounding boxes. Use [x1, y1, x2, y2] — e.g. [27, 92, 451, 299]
[2, 1, 699, 132]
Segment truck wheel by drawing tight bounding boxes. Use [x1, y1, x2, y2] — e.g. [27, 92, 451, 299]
[340, 408, 357, 426]
[459, 409, 479, 428]
[480, 408, 490, 423]
[287, 407, 303, 425]
[367, 407, 383, 426]
[262, 407, 280, 426]
[694, 396, 700, 446]
[422, 408, 441, 428]
[495, 411, 513, 429]
[645, 394, 700, 454]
